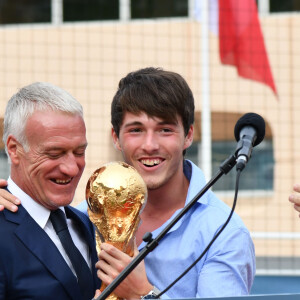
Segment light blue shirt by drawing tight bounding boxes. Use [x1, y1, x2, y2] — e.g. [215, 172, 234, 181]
[77, 160, 255, 298]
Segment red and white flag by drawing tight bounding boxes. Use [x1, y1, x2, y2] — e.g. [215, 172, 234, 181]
[195, 0, 277, 96]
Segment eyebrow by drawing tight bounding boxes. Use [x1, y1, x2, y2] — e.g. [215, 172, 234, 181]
[44, 143, 88, 151]
[123, 121, 143, 128]
[123, 119, 178, 128]
[159, 120, 178, 125]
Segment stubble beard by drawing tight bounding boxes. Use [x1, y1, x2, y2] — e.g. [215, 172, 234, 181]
[144, 173, 170, 191]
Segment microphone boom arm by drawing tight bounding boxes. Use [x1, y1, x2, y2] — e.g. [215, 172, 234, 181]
[94, 154, 237, 300]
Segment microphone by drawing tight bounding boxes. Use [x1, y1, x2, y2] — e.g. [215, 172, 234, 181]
[234, 112, 265, 171]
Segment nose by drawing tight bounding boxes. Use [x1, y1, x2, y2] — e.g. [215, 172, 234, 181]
[59, 154, 82, 177]
[141, 131, 159, 153]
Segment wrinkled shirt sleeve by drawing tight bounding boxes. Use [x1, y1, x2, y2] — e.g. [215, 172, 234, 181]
[197, 228, 255, 297]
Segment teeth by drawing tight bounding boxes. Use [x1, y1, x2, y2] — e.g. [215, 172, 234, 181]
[55, 179, 71, 184]
[141, 159, 161, 166]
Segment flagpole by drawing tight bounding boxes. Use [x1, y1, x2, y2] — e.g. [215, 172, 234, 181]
[199, 0, 212, 180]
[51, 0, 63, 25]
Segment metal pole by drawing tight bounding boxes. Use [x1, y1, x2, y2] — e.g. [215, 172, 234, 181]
[200, 0, 212, 180]
[120, 0, 131, 21]
[51, 0, 63, 25]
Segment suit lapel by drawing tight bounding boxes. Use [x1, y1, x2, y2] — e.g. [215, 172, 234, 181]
[5, 205, 82, 300]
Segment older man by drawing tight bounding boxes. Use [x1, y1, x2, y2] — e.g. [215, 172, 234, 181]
[0, 82, 100, 299]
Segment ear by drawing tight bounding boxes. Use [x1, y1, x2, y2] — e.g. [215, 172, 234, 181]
[6, 135, 22, 164]
[183, 125, 194, 150]
[111, 128, 122, 151]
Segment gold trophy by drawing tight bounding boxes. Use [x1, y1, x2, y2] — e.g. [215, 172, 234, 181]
[86, 161, 147, 300]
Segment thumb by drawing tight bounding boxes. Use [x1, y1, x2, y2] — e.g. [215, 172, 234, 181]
[133, 238, 139, 257]
[93, 289, 101, 299]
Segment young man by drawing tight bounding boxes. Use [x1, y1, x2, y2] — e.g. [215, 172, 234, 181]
[91, 67, 255, 299]
[0, 82, 100, 299]
[0, 68, 255, 299]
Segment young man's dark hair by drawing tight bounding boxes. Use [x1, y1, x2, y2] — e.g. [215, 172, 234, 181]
[111, 67, 195, 137]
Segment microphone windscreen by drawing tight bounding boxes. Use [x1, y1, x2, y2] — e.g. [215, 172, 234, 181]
[234, 113, 265, 146]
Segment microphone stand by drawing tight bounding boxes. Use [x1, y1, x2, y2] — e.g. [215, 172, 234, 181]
[95, 154, 237, 300]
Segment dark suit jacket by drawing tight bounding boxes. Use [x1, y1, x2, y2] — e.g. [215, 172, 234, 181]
[0, 191, 101, 300]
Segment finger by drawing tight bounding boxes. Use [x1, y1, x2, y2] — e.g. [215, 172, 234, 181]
[289, 194, 300, 205]
[93, 289, 101, 300]
[289, 195, 295, 203]
[98, 248, 115, 262]
[96, 265, 116, 286]
[98, 249, 125, 272]
[0, 179, 8, 187]
[96, 253, 119, 278]
[0, 199, 19, 212]
[100, 243, 119, 254]
[0, 189, 21, 206]
[294, 183, 300, 192]
[294, 204, 300, 213]
[133, 239, 139, 257]
[100, 243, 128, 261]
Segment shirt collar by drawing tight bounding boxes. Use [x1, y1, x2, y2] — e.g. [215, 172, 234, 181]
[185, 159, 209, 206]
[183, 159, 192, 181]
[7, 177, 51, 229]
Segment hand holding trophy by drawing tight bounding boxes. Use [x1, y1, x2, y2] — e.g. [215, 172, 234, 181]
[86, 161, 147, 300]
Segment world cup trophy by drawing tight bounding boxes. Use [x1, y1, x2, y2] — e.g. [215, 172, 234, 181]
[86, 161, 147, 300]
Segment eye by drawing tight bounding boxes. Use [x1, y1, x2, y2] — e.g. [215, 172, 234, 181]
[159, 127, 174, 134]
[74, 145, 87, 157]
[74, 150, 86, 157]
[129, 128, 142, 133]
[47, 152, 63, 159]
